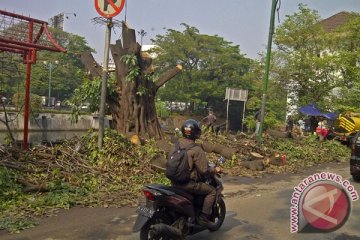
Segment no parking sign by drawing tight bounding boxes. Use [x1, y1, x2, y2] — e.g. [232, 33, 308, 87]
[95, 0, 125, 18]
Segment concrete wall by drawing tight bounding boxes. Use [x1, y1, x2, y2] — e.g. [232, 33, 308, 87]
[0, 113, 110, 132]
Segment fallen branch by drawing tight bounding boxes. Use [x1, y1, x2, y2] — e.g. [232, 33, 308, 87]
[202, 141, 237, 159]
[0, 161, 35, 172]
[16, 179, 49, 193]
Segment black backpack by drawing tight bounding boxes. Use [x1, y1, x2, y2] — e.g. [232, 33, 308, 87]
[166, 140, 196, 184]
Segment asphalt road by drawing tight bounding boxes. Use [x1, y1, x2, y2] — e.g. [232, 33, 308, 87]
[1, 161, 359, 240]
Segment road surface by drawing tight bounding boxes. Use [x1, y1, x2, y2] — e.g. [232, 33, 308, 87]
[1, 161, 359, 240]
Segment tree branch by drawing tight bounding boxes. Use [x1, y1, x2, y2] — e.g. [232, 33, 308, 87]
[80, 51, 102, 79]
[155, 65, 183, 90]
[0, 101, 15, 143]
[122, 22, 139, 53]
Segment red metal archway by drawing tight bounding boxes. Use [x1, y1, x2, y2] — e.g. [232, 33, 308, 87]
[0, 9, 66, 149]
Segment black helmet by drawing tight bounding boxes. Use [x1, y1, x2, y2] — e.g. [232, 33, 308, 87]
[181, 119, 201, 140]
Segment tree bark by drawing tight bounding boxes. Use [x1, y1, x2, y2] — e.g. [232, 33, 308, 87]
[80, 51, 102, 79]
[81, 22, 182, 139]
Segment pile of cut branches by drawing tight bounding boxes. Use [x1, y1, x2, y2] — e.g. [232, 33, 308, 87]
[0, 129, 168, 232]
[0, 129, 350, 233]
[200, 131, 350, 177]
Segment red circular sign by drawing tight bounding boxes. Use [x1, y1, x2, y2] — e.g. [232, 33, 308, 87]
[301, 182, 350, 231]
[95, 0, 125, 18]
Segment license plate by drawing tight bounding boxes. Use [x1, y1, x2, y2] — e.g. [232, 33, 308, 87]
[136, 206, 155, 218]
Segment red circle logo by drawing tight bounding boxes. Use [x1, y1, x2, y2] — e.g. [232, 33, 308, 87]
[301, 182, 350, 231]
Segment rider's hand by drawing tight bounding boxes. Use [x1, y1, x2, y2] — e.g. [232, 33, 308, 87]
[215, 166, 221, 173]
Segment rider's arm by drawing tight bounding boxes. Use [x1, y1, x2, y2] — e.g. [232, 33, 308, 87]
[193, 148, 214, 177]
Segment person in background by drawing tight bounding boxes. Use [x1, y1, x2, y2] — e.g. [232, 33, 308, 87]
[202, 110, 217, 132]
[316, 118, 329, 141]
[286, 115, 294, 132]
[254, 109, 261, 135]
[298, 119, 305, 131]
[309, 116, 318, 133]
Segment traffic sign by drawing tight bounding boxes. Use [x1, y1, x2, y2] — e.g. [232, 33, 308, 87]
[95, 0, 125, 18]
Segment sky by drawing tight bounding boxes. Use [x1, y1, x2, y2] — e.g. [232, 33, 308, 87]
[1, 0, 360, 62]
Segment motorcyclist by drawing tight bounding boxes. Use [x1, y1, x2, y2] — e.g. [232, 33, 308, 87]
[171, 119, 221, 229]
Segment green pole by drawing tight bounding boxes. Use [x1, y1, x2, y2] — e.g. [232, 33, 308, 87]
[258, 0, 278, 143]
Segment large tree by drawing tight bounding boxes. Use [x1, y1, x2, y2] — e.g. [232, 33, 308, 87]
[151, 24, 252, 113]
[272, 4, 360, 112]
[0, 29, 92, 102]
[31, 31, 93, 101]
[81, 22, 182, 138]
[0, 53, 24, 99]
[329, 14, 360, 112]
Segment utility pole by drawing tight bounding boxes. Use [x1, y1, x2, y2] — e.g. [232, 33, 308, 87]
[43, 60, 58, 107]
[258, 0, 279, 143]
[98, 18, 112, 148]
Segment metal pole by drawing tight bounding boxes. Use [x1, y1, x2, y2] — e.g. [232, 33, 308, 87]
[23, 21, 34, 150]
[241, 101, 246, 132]
[98, 18, 112, 148]
[23, 52, 32, 150]
[48, 63, 52, 107]
[258, 0, 278, 143]
[226, 97, 230, 133]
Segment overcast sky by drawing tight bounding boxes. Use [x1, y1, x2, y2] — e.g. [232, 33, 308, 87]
[1, 0, 359, 62]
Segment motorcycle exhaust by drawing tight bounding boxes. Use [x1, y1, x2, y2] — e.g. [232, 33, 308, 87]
[151, 223, 183, 239]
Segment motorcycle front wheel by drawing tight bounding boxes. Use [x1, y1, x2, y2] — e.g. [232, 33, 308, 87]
[140, 212, 173, 240]
[209, 197, 226, 232]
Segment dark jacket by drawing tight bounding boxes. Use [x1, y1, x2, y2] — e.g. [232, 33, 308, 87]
[171, 138, 213, 182]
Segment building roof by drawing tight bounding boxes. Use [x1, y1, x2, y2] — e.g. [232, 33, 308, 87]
[319, 11, 355, 32]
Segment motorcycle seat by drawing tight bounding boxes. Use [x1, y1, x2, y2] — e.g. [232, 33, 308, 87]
[146, 184, 194, 201]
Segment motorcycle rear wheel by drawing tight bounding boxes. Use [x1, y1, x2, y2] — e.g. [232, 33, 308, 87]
[140, 212, 173, 240]
[209, 198, 226, 232]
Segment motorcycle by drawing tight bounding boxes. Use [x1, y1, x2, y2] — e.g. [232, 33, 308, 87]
[133, 157, 226, 240]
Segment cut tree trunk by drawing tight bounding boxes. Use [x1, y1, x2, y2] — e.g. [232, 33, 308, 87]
[267, 129, 290, 138]
[81, 22, 182, 139]
[202, 141, 237, 159]
[240, 159, 266, 171]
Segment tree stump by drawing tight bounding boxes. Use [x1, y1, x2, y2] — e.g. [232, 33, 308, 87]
[81, 22, 182, 139]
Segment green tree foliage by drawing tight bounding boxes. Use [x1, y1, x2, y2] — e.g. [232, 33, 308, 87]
[151, 24, 253, 114]
[31, 30, 94, 101]
[243, 58, 288, 130]
[329, 14, 360, 112]
[12, 92, 42, 115]
[273, 5, 330, 108]
[66, 75, 102, 123]
[155, 100, 170, 118]
[273, 4, 360, 112]
[0, 53, 24, 99]
[0, 28, 93, 103]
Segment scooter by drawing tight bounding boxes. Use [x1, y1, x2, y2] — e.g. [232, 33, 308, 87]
[133, 157, 226, 240]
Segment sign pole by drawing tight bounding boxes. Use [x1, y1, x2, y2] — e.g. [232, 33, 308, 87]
[94, 0, 125, 148]
[98, 17, 112, 148]
[242, 100, 246, 132]
[226, 97, 230, 133]
[258, 0, 278, 143]
[225, 88, 229, 133]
